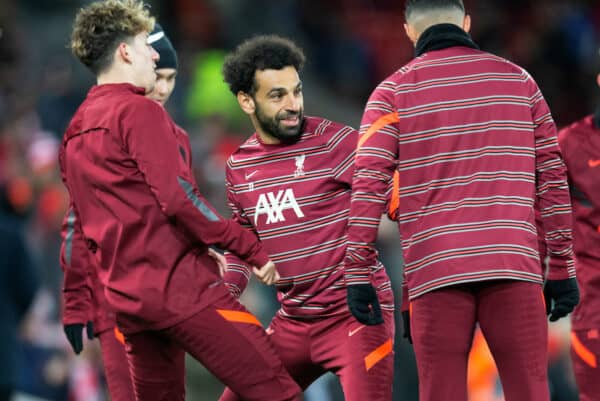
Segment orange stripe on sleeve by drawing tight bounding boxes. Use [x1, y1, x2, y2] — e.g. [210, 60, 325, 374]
[364, 338, 393, 371]
[216, 309, 263, 327]
[571, 332, 597, 368]
[388, 170, 400, 219]
[114, 326, 126, 345]
[357, 112, 400, 150]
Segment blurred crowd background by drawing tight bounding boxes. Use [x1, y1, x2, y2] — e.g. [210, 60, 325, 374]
[1, 0, 599, 400]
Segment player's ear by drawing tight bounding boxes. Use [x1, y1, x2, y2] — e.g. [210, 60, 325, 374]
[404, 23, 418, 46]
[237, 91, 256, 115]
[116, 42, 132, 64]
[596, 73, 600, 89]
[463, 14, 471, 33]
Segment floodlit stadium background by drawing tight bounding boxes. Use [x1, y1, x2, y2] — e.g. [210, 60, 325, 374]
[0, 0, 597, 400]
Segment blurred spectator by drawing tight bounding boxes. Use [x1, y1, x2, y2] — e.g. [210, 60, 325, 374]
[0, 183, 39, 401]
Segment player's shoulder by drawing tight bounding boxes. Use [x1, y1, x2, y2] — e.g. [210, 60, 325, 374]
[303, 116, 357, 145]
[227, 133, 260, 168]
[304, 115, 355, 134]
[491, 55, 533, 81]
[369, 57, 428, 97]
[110, 90, 171, 131]
[174, 123, 189, 137]
[122, 92, 164, 114]
[559, 115, 596, 144]
[412, 47, 526, 76]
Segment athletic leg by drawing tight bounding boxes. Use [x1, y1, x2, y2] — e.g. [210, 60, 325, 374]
[98, 328, 136, 401]
[219, 314, 323, 401]
[166, 288, 301, 401]
[124, 329, 186, 401]
[570, 328, 600, 401]
[336, 309, 395, 401]
[477, 280, 549, 401]
[410, 286, 477, 401]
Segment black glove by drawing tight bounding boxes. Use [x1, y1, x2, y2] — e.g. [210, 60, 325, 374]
[402, 310, 412, 344]
[347, 284, 384, 325]
[64, 321, 94, 354]
[544, 278, 580, 322]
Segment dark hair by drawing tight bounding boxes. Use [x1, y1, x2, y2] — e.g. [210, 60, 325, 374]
[71, 0, 154, 75]
[222, 35, 305, 95]
[405, 0, 465, 20]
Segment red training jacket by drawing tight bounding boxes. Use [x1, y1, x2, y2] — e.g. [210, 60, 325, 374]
[59, 83, 269, 334]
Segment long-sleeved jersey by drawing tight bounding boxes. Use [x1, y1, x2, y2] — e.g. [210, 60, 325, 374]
[224, 116, 393, 318]
[346, 35, 574, 302]
[60, 121, 195, 334]
[59, 83, 269, 334]
[558, 114, 600, 329]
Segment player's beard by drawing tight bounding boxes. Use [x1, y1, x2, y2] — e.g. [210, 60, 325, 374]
[255, 103, 304, 144]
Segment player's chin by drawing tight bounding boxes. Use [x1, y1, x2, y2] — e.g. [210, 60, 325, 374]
[278, 124, 301, 137]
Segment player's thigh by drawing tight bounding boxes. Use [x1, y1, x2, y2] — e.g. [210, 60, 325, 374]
[267, 314, 325, 390]
[477, 280, 547, 374]
[98, 328, 135, 401]
[410, 286, 477, 401]
[218, 315, 322, 401]
[124, 329, 185, 401]
[337, 309, 395, 401]
[477, 280, 549, 401]
[166, 290, 300, 401]
[570, 329, 600, 401]
[411, 286, 477, 363]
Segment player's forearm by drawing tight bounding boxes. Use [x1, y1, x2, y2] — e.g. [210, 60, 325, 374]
[345, 175, 388, 283]
[60, 205, 94, 324]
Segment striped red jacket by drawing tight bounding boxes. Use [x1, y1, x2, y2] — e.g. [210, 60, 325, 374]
[346, 43, 575, 301]
[224, 116, 393, 318]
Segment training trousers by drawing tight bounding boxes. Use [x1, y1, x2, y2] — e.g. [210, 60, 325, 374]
[124, 286, 301, 401]
[570, 328, 600, 401]
[219, 308, 394, 401]
[410, 280, 549, 401]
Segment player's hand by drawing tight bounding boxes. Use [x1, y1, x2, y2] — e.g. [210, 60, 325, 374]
[401, 310, 412, 344]
[544, 278, 580, 322]
[208, 248, 227, 277]
[253, 260, 280, 285]
[63, 321, 94, 354]
[347, 284, 384, 325]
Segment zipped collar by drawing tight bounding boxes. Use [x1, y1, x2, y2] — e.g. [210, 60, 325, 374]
[415, 23, 479, 57]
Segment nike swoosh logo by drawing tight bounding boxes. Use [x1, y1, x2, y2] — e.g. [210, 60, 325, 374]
[348, 325, 366, 337]
[245, 170, 259, 180]
[588, 159, 600, 168]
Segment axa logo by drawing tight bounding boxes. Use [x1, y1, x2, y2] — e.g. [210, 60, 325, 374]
[254, 188, 305, 224]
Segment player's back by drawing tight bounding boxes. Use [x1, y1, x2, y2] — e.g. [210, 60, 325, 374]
[226, 116, 393, 318]
[390, 46, 546, 297]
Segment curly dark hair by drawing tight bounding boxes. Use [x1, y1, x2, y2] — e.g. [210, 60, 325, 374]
[71, 0, 154, 75]
[222, 35, 305, 95]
